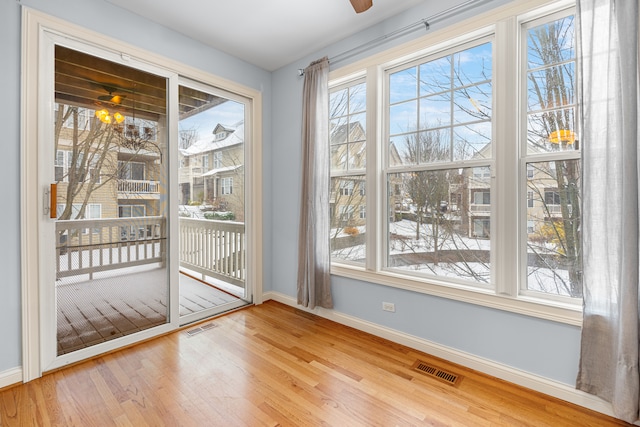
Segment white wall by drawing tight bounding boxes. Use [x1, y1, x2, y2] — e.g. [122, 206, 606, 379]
[270, 0, 583, 388]
[0, 0, 273, 374]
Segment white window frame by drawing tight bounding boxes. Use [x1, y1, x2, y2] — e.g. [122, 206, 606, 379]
[221, 177, 233, 195]
[213, 151, 222, 169]
[328, 0, 581, 325]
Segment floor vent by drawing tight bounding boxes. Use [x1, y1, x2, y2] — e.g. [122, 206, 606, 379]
[185, 323, 217, 337]
[411, 360, 462, 387]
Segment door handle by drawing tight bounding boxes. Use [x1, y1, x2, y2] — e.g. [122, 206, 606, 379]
[45, 183, 57, 219]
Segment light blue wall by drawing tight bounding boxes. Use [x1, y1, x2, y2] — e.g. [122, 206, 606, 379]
[271, 0, 583, 386]
[1, 0, 272, 373]
[0, 0, 23, 373]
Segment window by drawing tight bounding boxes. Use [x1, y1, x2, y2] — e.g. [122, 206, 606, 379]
[213, 151, 222, 169]
[203, 154, 210, 171]
[523, 12, 581, 299]
[330, 80, 367, 264]
[386, 39, 493, 285]
[118, 161, 145, 181]
[221, 177, 233, 195]
[339, 180, 354, 196]
[57, 203, 101, 234]
[118, 205, 146, 218]
[328, 3, 581, 316]
[119, 204, 147, 240]
[55, 150, 100, 183]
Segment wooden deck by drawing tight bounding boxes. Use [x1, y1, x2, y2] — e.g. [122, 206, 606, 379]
[56, 265, 239, 355]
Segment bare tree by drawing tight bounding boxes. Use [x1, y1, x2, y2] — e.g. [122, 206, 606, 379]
[525, 16, 582, 298]
[55, 104, 161, 221]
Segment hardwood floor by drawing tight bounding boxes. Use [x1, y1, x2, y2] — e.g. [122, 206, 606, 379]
[1, 301, 630, 426]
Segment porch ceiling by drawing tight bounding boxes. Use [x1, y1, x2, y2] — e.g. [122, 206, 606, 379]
[54, 45, 227, 121]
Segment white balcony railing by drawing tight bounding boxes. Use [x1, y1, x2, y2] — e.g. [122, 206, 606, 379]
[118, 179, 160, 194]
[56, 216, 166, 279]
[179, 218, 245, 288]
[56, 216, 245, 289]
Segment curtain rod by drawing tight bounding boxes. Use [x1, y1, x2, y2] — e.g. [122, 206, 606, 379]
[298, 0, 485, 76]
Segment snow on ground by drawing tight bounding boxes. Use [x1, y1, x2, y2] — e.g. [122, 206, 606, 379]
[331, 219, 576, 296]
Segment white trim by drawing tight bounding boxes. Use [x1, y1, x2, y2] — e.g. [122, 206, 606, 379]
[262, 291, 615, 419]
[0, 368, 23, 389]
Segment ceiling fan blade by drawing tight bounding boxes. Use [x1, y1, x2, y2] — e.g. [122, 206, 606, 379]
[350, 0, 372, 13]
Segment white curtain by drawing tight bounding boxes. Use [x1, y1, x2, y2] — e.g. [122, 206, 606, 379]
[297, 57, 333, 309]
[576, 0, 640, 423]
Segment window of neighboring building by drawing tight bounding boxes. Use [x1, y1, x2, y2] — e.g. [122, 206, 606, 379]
[57, 203, 101, 234]
[203, 154, 210, 171]
[221, 177, 233, 195]
[213, 151, 222, 169]
[55, 150, 100, 183]
[328, 2, 581, 317]
[118, 205, 146, 218]
[118, 161, 145, 181]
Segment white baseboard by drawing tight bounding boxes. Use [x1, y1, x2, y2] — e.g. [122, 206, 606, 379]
[262, 291, 616, 419]
[0, 367, 23, 389]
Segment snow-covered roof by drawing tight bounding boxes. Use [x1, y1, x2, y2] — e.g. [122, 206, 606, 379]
[202, 164, 242, 177]
[180, 120, 244, 156]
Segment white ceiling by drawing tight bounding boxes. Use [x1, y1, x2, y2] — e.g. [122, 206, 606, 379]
[105, 0, 425, 71]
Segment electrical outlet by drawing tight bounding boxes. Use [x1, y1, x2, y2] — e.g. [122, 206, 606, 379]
[382, 302, 395, 312]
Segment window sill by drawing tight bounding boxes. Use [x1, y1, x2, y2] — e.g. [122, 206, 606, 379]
[331, 263, 583, 326]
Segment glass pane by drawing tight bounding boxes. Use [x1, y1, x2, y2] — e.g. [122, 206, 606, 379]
[177, 84, 247, 321]
[389, 100, 418, 135]
[330, 88, 348, 118]
[527, 108, 576, 152]
[331, 144, 348, 171]
[349, 82, 367, 114]
[453, 83, 492, 124]
[54, 45, 168, 355]
[389, 66, 418, 104]
[419, 56, 451, 96]
[331, 176, 366, 264]
[453, 42, 493, 86]
[387, 167, 491, 284]
[525, 160, 581, 297]
[453, 121, 492, 161]
[349, 113, 367, 142]
[419, 93, 451, 128]
[527, 63, 575, 112]
[527, 17, 575, 70]
[389, 135, 416, 166]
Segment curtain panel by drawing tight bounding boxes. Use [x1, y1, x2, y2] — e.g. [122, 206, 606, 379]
[576, 0, 640, 423]
[297, 57, 333, 310]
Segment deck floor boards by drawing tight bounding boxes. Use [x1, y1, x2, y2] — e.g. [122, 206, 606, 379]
[56, 266, 239, 354]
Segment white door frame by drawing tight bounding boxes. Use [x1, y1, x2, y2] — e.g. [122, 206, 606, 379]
[21, 7, 263, 381]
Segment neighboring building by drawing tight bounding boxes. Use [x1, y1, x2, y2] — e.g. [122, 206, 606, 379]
[54, 105, 162, 240]
[178, 121, 245, 221]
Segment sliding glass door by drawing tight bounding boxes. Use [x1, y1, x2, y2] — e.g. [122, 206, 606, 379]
[177, 81, 251, 325]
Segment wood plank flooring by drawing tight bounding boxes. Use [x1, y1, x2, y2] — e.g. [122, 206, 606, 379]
[57, 267, 238, 354]
[2, 300, 631, 426]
